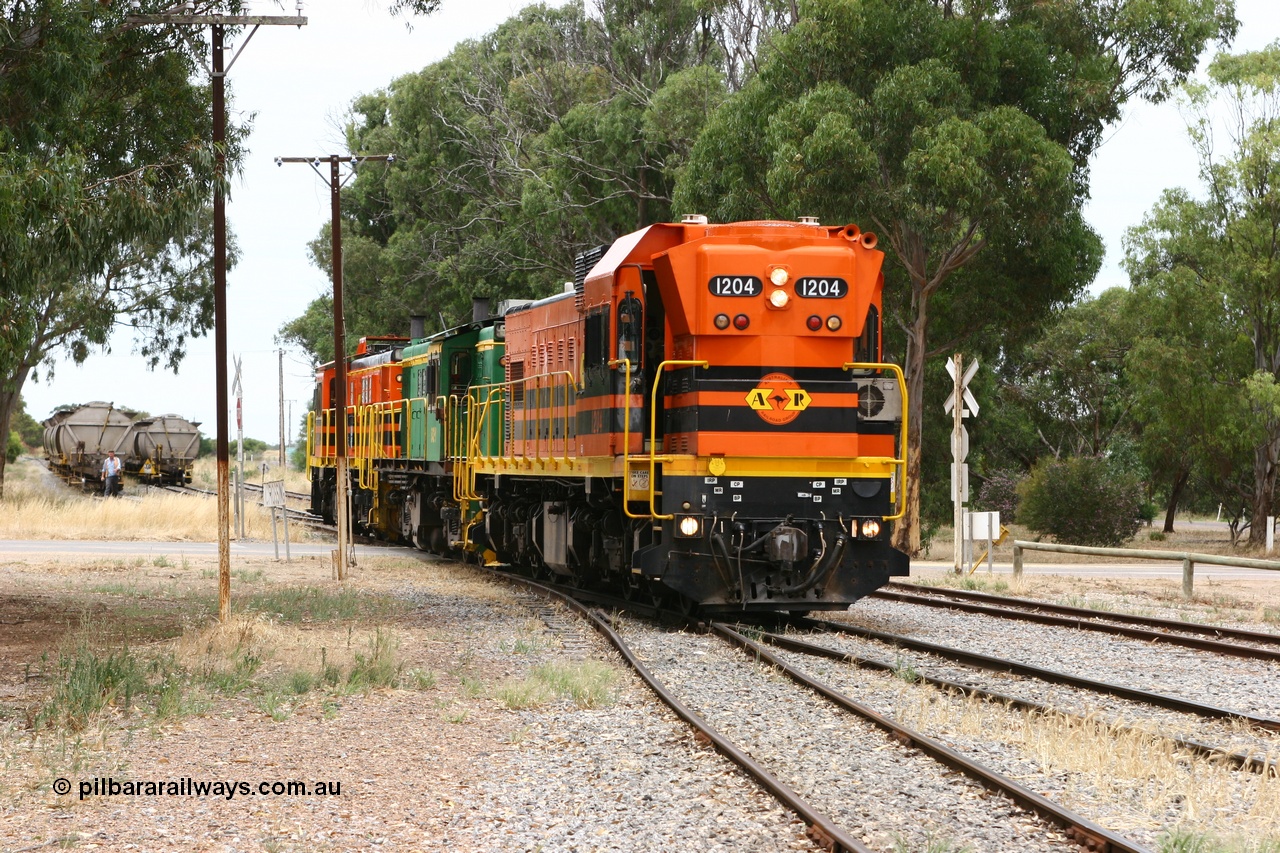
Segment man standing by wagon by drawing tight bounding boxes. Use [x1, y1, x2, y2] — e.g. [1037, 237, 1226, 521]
[102, 450, 122, 497]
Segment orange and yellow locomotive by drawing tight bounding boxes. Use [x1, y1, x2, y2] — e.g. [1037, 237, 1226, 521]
[308, 217, 909, 612]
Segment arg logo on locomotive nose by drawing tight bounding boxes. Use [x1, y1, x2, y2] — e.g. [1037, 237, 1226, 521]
[746, 372, 811, 425]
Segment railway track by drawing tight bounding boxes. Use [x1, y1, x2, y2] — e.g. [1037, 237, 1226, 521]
[760, 622, 1279, 776]
[874, 581, 1280, 663]
[154, 482, 329, 532]
[482, 570, 1168, 852]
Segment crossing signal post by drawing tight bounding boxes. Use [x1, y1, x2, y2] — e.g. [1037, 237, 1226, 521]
[944, 354, 979, 574]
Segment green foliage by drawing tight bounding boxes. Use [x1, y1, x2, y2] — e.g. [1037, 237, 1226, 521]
[1016, 456, 1144, 547]
[11, 397, 42, 446]
[1124, 42, 1280, 544]
[975, 468, 1022, 520]
[281, 0, 730, 359]
[232, 438, 269, 456]
[495, 660, 616, 709]
[238, 586, 410, 623]
[343, 628, 403, 694]
[672, 0, 1231, 553]
[1, 0, 250, 494]
[5, 430, 20, 463]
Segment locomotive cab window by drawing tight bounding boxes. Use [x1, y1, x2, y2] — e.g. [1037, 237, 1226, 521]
[853, 305, 880, 367]
[420, 359, 439, 401]
[449, 351, 471, 396]
[584, 306, 611, 368]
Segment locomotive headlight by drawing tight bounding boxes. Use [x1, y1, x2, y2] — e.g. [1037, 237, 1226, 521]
[768, 289, 790, 309]
[676, 515, 703, 538]
[860, 519, 881, 538]
[769, 267, 790, 287]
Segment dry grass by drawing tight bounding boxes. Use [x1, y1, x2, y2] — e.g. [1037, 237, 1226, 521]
[188, 455, 312, 494]
[1, 456, 308, 541]
[890, 679, 1280, 845]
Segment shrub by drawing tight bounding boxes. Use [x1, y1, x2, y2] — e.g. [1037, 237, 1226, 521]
[1016, 455, 1143, 547]
[975, 467, 1022, 520]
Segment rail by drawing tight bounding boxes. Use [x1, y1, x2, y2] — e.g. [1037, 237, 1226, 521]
[1012, 539, 1280, 598]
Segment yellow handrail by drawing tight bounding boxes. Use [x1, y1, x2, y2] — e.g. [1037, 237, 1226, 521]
[648, 359, 708, 519]
[607, 358, 645, 519]
[842, 361, 909, 521]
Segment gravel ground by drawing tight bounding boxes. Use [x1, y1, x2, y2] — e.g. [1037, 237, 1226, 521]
[765, 645, 1280, 848]
[0, 569, 823, 853]
[4, 548, 1280, 853]
[622, 624, 1087, 852]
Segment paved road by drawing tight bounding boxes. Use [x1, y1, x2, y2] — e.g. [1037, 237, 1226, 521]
[1, 540, 1275, 583]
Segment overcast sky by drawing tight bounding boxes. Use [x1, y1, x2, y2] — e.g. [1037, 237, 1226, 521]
[19, 0, 1280, 444]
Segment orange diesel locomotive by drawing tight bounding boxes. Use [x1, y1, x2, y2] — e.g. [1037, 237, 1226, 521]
[310, 217, 909, 612]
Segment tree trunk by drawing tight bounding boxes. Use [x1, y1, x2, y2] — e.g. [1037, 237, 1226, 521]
[890, 305, 928, 557]
[0, 363, 35, 501]
[1163, 467, 1189, 534]
[1248, 437, 1278, 547]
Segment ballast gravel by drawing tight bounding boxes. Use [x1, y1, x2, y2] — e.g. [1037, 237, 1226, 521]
[622, 625, 1085, 852]
[828, 597, 1280, 719]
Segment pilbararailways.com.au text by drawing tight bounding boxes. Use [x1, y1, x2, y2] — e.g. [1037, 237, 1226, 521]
[55, 777, 342, 801]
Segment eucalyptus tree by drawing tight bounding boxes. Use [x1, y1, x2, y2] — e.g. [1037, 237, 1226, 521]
[997, 289, 1138, 461]
[0, 0, 254, 497]
[1125, 43, 1280, 545]
[674, 0, 1235, 554]
[1121, 258, 1253, 532]
[282, 0, 730, 357]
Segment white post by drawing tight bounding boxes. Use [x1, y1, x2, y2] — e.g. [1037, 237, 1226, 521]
[1268, 516, 1275, 555]
[952, 353, 963, 575]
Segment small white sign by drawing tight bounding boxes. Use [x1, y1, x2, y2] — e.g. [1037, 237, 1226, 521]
[262, 480, 286, 508]
[968, 511, 1000, 540]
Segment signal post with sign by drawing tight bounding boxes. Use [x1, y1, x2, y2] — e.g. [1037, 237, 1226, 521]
[944, 354, 979, 573]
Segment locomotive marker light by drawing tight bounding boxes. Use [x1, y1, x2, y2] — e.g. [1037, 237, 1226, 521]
[126, 3, 308, 623]
[826, 315, 842, 331]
